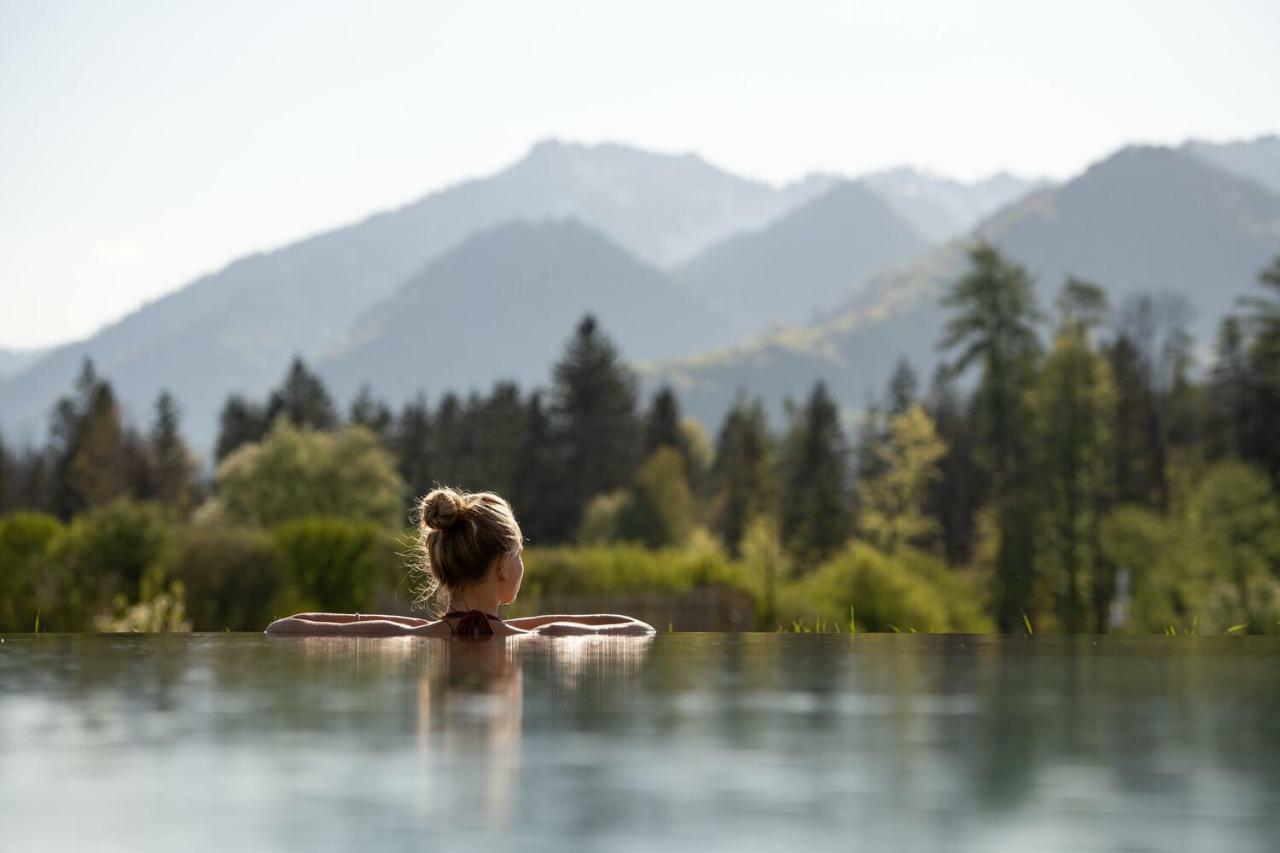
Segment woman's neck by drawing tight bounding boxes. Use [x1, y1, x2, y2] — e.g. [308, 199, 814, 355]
[448, 588, 503, 616]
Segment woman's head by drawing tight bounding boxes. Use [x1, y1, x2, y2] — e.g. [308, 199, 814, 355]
[413, 487, 524, 613]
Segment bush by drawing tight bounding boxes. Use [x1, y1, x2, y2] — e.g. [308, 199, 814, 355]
[778, 542, 988, 632]
[0, 512, 64, 631]
[520, 542, 743, 600]
[47, 500, 173, 630]
[272, 517, 393, 613]
[157, 523, 289, 631]
[213, 421, 406, 528]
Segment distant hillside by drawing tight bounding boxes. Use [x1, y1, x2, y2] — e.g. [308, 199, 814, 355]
[319, 219, 737, 405]
[858, 167, 1048, 242]
[0, 347, 48, 384]
[1184, 135, 1280, 194]
[675, 182, 931, 338]
[651, 145, 1280, 429]
[0, 140, 826, 454]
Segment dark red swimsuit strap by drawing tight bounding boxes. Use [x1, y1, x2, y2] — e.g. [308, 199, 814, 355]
[444, 609, 499, 638]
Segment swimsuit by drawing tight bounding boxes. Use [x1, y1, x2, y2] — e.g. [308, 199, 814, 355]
[444, 609, 500, 639]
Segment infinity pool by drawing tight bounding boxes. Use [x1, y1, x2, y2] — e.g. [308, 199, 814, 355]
[1, 633, 1277, 852]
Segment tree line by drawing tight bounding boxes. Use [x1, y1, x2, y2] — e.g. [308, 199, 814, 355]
[2, 250, 1278, 633]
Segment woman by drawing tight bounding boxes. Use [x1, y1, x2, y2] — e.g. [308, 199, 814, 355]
[266, 486, 655, 638]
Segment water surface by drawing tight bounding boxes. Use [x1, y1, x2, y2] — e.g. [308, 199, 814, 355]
[1, 633, 1277, 851]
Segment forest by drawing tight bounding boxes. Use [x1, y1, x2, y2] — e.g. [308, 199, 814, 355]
[2, 246, 1278, 635]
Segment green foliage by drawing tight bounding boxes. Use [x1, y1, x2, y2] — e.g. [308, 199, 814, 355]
[213, 420, 405, 528]
[738, 516, 791, 626]
[48, 500, 173, 629]
[272, 517, 389, 613]
[710, 393, 776, 556]
[857, 404, 947, 553]
[146, 390, 200, 514]
[518, 542, 743, 600]
[1031, 292, 1116, 632]
[156, 523, 289, 631]
[93, 582, 192, 632]
[266, 357, 338, 431]
[779, 382, 851, 568]
[1101, 462, 1280, 634]
[0, 512, 63, 631]
[547, 314, 641, 540]
[779, 542, 990, 633]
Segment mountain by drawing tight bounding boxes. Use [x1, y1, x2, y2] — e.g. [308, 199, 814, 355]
[1183, 135, 1280, 194]
[858, 167, 1048, 242]
[318, 219, 735, 405]
[0, 347, 49, 384]
[650, 145, 1280, 429]
[674, 182, 931, 337]
[0, 140, 827, 455]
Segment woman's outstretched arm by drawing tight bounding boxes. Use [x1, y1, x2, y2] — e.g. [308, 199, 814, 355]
[505, 613, 648, 630]
[285, 612, 430, 628]
[530, 620, 656, 637]
[265, 616, 438, 636]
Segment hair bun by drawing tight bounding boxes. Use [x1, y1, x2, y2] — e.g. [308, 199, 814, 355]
[421, 487, 466, 530]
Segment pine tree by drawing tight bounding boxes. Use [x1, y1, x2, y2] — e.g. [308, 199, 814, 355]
[547, 315, 641, 541]
[393, 394, 433, 502]
[1208, 316, 1252, 460]
[148, 391, 198, 513]
[938, 243, 1043, 631]
[887, 358, 919, 416]
[349, 385, 393, 444]
[511, 391, 562, 544]
[0, 431, 12, 515]
[216, 395, 269, 462]
[469, 381, 530, 497]
[779, 382, 851, 569]
[710, 393, 776, 556]
[1241, 256, 1280, 485]
[265, 357, 337, 431]
[643, 386, 683, 455]
[1033, 279, 1115, 632]
[924, 367, 983, 565]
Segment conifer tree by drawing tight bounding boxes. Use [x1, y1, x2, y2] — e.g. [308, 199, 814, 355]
[265, 357, 337, 431]
[511, 391, 562, 544]
[1241, 256, 1280, 484]
[393, 394, 433, 502]
[779, 381, 851, 569]
[148, 391, 198, 513]
[924, 367, 983, 565]
[1208, 316, 1252, 460]
[1033, 279, 1116, 632]
[887, 358, 919, 416]
[349, 385, 393, 444]
[215, 394, 269, 462]
[938, 243, 1042, 631]
[547, 315, 640, 540]
[710, 393, 776, 556]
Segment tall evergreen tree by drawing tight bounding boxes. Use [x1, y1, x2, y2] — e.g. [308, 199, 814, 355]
[393, 394, 433, 502]
[710, 393, 776, 555]
[0, 431, 12, 515]
[938, 243, 1043, 631]
[1208, 316, 1252, 460]
[215, 395, 269, 462]
[349, 385, 394, 444]
[469, 381, 530, 498]
[779, 382, 851, 569]
[511, 391, 562, 545]
[1033, 279, 1115, 632]
[924, 367, 983, 565]
[1241, 256, 1280, 485]
[148, 391, 198, 513]
[887, 358, 919, 416]
[265, 356, 338, 431]
[547, 315, 641, 541]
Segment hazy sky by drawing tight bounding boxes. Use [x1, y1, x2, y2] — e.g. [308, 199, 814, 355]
[2, 0, 1277, 349]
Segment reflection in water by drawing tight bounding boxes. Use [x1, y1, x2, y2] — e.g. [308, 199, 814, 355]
[0, 634, 1276, 851]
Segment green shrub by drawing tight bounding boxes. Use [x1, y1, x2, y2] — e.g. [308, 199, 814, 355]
[272, 517, 391, 612]
[47, 500, 173, 630]
[0, 512, 64, 631]
[778, 542, 986, 632]
[157, 524, 289, 631]
[521, 541, 743, 599]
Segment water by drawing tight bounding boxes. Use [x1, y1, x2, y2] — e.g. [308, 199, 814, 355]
[1, 633, 1277, 852]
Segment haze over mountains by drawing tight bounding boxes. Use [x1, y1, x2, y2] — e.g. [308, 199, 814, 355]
[2, 135, 1276, 459]
[651, 143, 1280, 426]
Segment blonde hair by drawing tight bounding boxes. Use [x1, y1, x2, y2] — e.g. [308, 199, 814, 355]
[412, 486, 523, 614]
